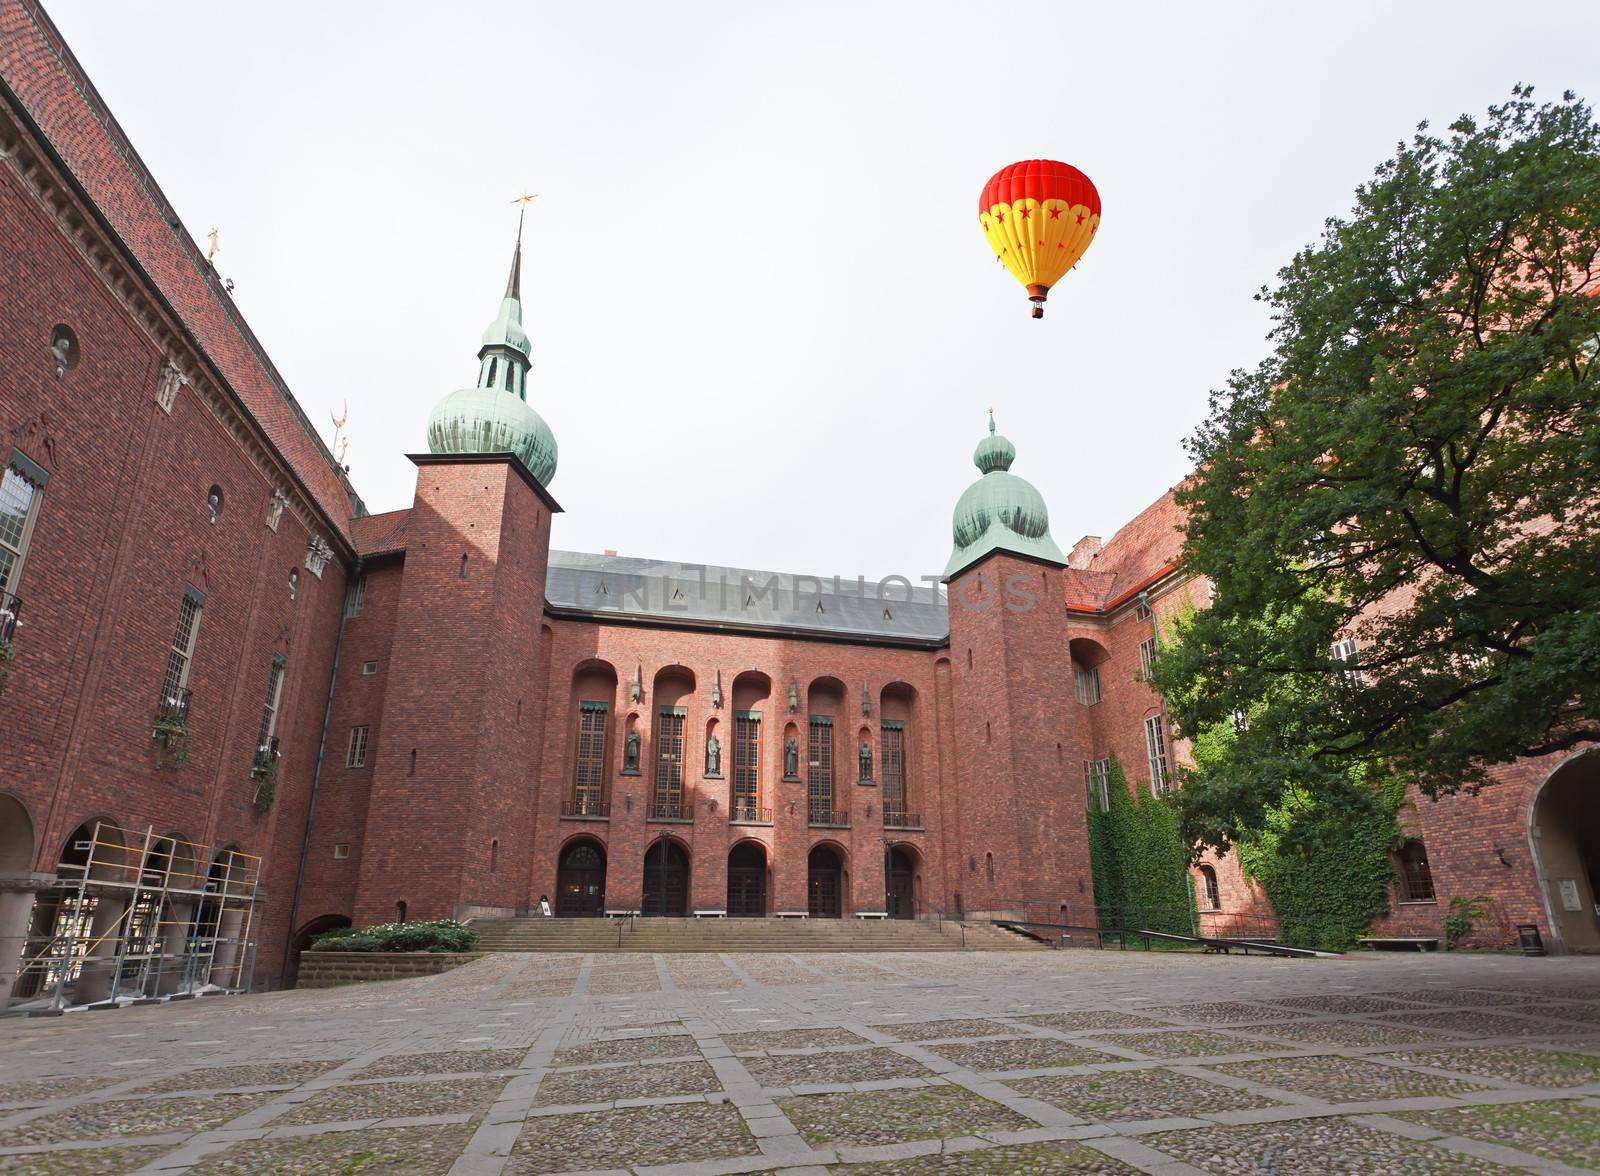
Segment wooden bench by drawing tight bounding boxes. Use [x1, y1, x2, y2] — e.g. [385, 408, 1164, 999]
[1359, 936, 1441, 952]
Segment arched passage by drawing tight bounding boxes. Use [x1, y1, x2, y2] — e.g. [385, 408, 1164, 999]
[0, 793, 37, 1003]
[556, 838, 607, 918]
[642, 837, 689, 917]
[808, 843, 845, 918]
[1530, 750, 1600, 953]
[727, 841, 767, 917]
[887, 844, 920, 919]
[284, 913, 351, 989]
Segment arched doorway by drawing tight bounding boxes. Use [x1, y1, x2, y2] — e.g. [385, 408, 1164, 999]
[727, 842, 767, 917]
[642, 838, 689, 917]
[808, 844, 844, 918]
[556, 840, 607, 918]
[1530, 750, 1600, 953]
[887, 846, 917, 919]
[284, 914, 351, 989]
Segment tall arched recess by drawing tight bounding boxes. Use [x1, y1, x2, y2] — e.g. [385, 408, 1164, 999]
[1528, 749, 1600, 953]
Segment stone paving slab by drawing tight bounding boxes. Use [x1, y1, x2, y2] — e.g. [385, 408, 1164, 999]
[1, 949, 1597, 1174]
[1143, 1116, 1524, 1173]
[779, 1086, 1036, 1148]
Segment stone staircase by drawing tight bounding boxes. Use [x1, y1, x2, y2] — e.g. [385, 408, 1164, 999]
[470, 916, 1042, 953]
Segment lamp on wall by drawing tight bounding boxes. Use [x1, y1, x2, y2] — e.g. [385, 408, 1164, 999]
[624, 793, 632, 814]
[1493, 846, 1512, 868]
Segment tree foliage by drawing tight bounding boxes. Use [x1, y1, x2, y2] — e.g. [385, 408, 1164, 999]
[1155, 86, 1600, 844]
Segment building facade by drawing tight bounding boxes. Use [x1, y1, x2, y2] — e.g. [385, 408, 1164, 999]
[1, 2, 1595, 1007]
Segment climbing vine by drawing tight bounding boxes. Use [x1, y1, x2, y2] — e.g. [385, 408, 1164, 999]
[1087, 756, 1194, 936]
[1236, 765, 1405, 952]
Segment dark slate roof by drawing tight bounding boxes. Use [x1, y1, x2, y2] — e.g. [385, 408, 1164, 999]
[545, 551, 949, 644]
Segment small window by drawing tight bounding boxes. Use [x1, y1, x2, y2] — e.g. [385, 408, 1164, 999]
[1396, 840, 1435, 902]
[362, 660, 378, 676]
[1083, 758, 1110, 811]
[1133, 600, 1152, 622]
[332, 844, 350, 860]
[1139, 637, 1159, 679]
[1197, 864, 1221, 911]
[345, 574, 366, 618]
[254, 654, 286, 762]
[1331, 638, 1363, 685]
[347, 725, 369, 768]
[395, 900, 407, 923]
[160, 588, 204, 711]
[985, 852, 995, 883]
[206, 485, 224, 524]
[0, 455, 48, 598]
[288, 568, 300, 601]
[490, 838, 499, 873]
[1073, 663, 1101, 706]
[1144, 715, 1170, 795]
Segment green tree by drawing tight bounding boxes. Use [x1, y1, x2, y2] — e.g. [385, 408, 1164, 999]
[1153, 86, 1600, 848]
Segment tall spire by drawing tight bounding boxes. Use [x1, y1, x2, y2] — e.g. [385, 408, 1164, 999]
[504, 210, 524, 300]
[506, 193, 536, 301]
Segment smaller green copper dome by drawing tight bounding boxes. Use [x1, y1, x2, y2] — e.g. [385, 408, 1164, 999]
[973, 426, 1015, 474]
[944, 413, 1065, 577]
[427, 386, 557, 486]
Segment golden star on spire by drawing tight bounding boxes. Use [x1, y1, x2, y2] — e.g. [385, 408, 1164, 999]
[511, 192, 538, 208]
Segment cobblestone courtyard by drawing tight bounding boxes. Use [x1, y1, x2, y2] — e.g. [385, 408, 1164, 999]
[2, 948, 1598, 1174]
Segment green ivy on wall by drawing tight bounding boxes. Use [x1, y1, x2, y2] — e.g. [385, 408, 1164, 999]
[1087, 756, 1195, 936]
[1236, 766, 1404, 952]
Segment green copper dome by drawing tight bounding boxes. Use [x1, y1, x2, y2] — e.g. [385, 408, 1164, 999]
[944, 414, 1065, 576]
[426, 225, 558, 487]
[427, 386, 557, 485]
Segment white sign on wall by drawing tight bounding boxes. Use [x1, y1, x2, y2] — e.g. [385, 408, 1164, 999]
[1558, 878, 1582, 912]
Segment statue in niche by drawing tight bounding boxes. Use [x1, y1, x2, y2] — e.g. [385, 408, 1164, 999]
[706, 733, 722, 776]
[623, 728, 641, 774]
[859, 741, 873, 782]
[784, 736, 799, 779]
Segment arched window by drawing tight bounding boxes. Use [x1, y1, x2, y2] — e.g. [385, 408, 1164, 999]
[395, 900, 408, 923]
[985, 852, 995, 883]
[490, 839, 499, 874]
[1197, 865, 1220, 911]
[1396, 840, 1435, 902]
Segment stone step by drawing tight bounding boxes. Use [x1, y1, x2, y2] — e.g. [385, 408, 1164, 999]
[468, 916, 1043, 953]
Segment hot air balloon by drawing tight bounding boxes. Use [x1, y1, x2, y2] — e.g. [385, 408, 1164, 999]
[979, 160, 1101, 318]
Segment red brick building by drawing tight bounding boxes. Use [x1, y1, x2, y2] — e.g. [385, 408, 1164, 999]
[1, 2, 1594, 1007]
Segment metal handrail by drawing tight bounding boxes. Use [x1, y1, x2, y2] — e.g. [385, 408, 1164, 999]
[808, 809, 850, 827]
[563, 797, 610, 818]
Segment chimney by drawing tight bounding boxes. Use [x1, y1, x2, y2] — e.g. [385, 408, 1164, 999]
[1067, 535, 1103, 570]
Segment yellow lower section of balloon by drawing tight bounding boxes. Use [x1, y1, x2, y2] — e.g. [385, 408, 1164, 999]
[979, 199, 1100, 294]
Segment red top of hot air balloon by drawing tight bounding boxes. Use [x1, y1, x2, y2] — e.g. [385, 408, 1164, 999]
[980, 160, 1101, 220]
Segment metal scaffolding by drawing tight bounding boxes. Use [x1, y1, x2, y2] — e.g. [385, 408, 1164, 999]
[11, 821, 261, 1011]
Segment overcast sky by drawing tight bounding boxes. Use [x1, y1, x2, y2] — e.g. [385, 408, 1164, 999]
[50, 1, 1600, 581]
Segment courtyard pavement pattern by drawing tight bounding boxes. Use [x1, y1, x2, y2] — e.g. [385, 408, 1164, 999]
[1, 948, 1598, 1174]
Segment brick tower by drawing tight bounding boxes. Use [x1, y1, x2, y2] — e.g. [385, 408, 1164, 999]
[942, 415, 1097, 921]
[353, 223, 561, 925]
